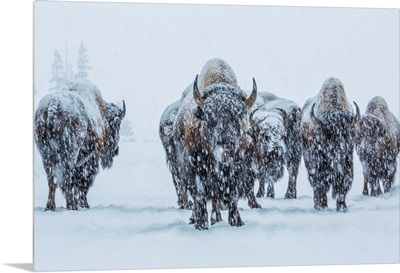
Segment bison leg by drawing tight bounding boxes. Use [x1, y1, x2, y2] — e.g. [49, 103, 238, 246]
[45, 171, 57, 212]
[383, 163, 396, 193]
[370, 176, 382, 197]
[362, 175, 369, 196]
[336, 194, 348, 212]
[312, 185, 324, 210]
[245, 176, 262, 209]
[228, 200, 244, 227]
[210, 196, 223, 225]
[266, 183, 275, 198]
[175, 174, 193, 210]
[256, 179, 266, 198]
[284, 164, 299, 199]
[64, 171, 78, 210]
[192, 195, 209, 230]
[247, 192, 262, 209]
[78, 188, 90, 209]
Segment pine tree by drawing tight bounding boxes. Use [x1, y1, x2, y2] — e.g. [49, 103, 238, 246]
[75, 42, 91, 80]
[49, 49, 66, 91]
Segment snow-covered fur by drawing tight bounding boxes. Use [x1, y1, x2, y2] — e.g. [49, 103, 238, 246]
[355, 96, 400, 196]
[159, 95, 192, 209]
[246, 92, 302, 203]
[300, 77, 359, 212]
[245, 107, 286, 208]
[34, 81, 126, 211]
[172, 58, 257, 229]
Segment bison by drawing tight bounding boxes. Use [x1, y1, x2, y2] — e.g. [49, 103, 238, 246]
[244, 107, 286, 208]
[246, 92, 302, 202]
[159, 89, 193, 209]
[300, 77, 359, 212]
[172, 58, 257, 229]
[34, 81, 126, 211]
[355, 96, 400, 196]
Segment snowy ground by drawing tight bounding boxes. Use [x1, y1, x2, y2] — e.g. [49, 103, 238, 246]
[33, 140, 400, 271]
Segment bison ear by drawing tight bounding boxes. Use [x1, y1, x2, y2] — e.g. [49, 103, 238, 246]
[192, 106, 205, 120]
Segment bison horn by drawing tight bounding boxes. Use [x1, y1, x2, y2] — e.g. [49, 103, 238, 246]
[245, 78, 257, 109]
[120, 100, 126, 119]
[276, 108, 288, 127]
[352, 101, 360, 126]
[310, 103, 322, 126]
[193, 75, 204, 108]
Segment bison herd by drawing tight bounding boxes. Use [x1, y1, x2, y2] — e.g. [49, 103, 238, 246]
[34, 58, 400, 230]
[159, 58, 400, 229]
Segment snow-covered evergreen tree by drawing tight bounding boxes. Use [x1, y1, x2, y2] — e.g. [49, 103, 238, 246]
[49, 49, 66, 91]
[75, 42, 92, 81]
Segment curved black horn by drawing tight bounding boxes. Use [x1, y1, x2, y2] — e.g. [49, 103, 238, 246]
[193, 75, 204, 108]
[276, 108, 288, 127]
[245, 78, 257, 109]
[120, 100, 126, 119]
[310, 103, 322, 126]
[352, 101, 360, 126]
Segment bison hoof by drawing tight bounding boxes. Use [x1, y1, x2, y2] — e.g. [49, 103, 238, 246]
[211, 216, 222, 226]
[266, 192, 275, 198]
[256, 191, 265, 198]
[370, 189, 382, 197]
[45, 202, 56, 212]
[362, 189, 369, 196]
[79, 201, 90, 209]
[284, 191, 297, 199]
[194, 223, 209, 230]
[314, 204, 323, 211]
[248, 201, 262, 209]
[336, 201, 348, 212]
[66, 203, 78, 211]
[179, 200, 193, 210]
[229, 217, 244, 227]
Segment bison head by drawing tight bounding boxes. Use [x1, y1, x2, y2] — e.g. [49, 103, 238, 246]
[192, 75, 257, 164]
[101, 100, 126, 169]
[248, 108, 286, 164]
[309, 101, 360, 177]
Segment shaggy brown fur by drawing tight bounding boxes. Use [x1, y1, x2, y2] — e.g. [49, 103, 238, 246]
[35, 81, 125, 211]
[355, 96, 400, 196]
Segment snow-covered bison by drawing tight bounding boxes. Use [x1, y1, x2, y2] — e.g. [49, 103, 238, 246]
[34, 81, 126, 211]
[159, 92, 193, 209]
[355, 96, 400, 196]
[172, 58, 257, 229]
[300, 77, 359, 212]
[245, 106, 286, 208]
[246, 92, 302, 203]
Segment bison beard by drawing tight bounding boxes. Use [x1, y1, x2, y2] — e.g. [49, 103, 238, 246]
[34, 81, 125, 211]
